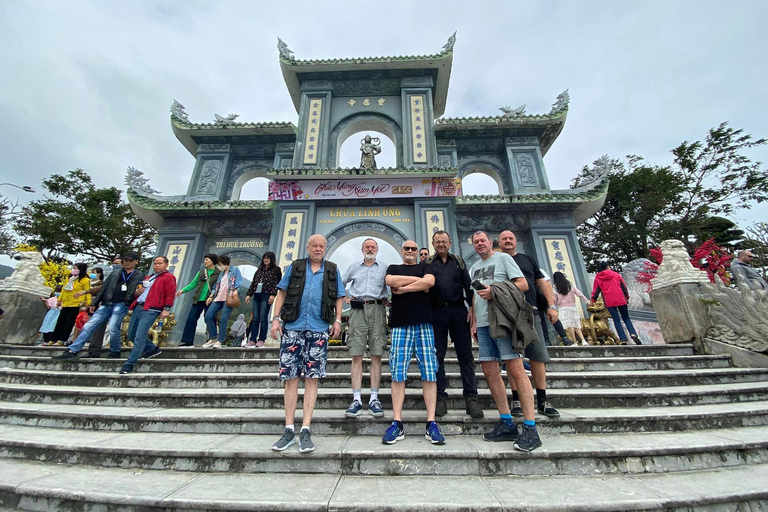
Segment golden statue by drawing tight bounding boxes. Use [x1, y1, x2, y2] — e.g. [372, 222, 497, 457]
[580, 298, 622, 345]
[119, 311, 177, 348]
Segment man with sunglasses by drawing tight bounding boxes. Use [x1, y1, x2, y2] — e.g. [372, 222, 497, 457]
[382, 240, 444, 445]
[53, 252, 145, 360]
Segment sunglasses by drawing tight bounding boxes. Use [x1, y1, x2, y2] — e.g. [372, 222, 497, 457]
[403, 246, 418, 252]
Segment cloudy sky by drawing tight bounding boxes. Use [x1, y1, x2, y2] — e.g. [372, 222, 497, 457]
[1, 0, 766, 271]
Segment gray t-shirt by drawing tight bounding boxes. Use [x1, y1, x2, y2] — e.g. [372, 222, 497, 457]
[469, 252, 524, 327]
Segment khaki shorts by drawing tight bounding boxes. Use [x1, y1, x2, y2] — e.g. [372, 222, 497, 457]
[347, 304, 387, 356]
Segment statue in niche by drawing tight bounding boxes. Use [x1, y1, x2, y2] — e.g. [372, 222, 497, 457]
[359, 135, 381, 170]
[197, 161, 221, 195]
[517, 154, 537, 185]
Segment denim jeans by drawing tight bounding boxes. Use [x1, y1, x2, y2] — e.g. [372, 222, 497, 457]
[608, 304, 637, 342]
[124, 309, 160, 369]
[126, 306, 142, 343]
[249, 293, 271, 342]
[180, 301, 208, 344]
[204, 301, 233, 341]
[68, 303, 129, 354]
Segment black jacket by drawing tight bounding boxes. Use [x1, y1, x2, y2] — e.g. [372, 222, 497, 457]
[92, 267, 145, 307]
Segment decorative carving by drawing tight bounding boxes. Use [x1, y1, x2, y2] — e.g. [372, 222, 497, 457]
[456, 139, 504, 154]
[125, 167, 161, 194]
[515, 153, 539, 186]
[378, 98, 386, 106]
[162, 218, 203, 232]
[439, 154, 452, 167]
[170, 100, 190, 122]
[334, 79, 400, 96]
[214, 113, 239, 126]
[232, 145, 274, 158]
[400, 76, 434, 88]
[500, 105, 526, 118]
[277, 37, 295, 62]
[455, 214, 529, 233]
[577, 155, 612, 187]
[651, 240, 710, 290]
[348, 99, 357, 107]
[622, 258, 655, 311]
[275, 142, 295, 152]
[442, 31, 457, 53]
[506, 137, 539, 145]
[280, 158, 293, 169]
[704, 282, 768, 353]
[197, 161, 221, 195]
[198, 144, 230, 153]
[549, 89, 570, 114]
[205, 218, 273, 236]
[360, 135, 381, 169]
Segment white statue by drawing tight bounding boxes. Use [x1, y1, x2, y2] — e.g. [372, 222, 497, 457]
[651, 240, 710, 290]
[0, 250, 50, 295]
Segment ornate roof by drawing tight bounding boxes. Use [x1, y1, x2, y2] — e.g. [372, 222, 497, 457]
[268, 167, 458, 179]
[170, 117, 297, 156]
[278, 35, 455, 117]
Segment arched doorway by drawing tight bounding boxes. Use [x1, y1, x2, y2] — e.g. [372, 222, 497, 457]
[229, 165, 271, 199]
[328, 113, 403, 168]
[325, 221, 408, 273]
[459, 161, 506, 195]
[339, 131, 396, 169]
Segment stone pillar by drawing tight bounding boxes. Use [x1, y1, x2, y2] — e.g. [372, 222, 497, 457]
[649, 240, 711, 344]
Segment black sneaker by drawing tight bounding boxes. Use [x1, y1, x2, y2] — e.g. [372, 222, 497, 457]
[118, 365, 133, 375]
[630, 334, 643, 345]
[465, 397, 484, 419]
[537, 401, 560, 418]
[52, 351, 79, 361]
[108, 352, 121, 358]
[510, 400, 524, 418]
[483, 420, 519, 442]
[272, 428, 296, 451]
[87, 352, 101, 358]
[561, 338, 575, 346]
[435, 397, 448, 417]
[513, 424, 542, 452]
[143, 347, 162, 359]
[298, 428, 315, 453]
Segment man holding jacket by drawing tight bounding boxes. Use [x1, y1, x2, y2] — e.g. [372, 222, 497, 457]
[469, 231, 541, 452]
[53, 252, 145, 360]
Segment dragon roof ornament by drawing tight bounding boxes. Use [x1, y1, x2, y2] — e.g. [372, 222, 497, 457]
[442, 31, 457, 53]
[214, 113, 239, 126]
[170, 100, 189, 123]
[277, 37, 295, 62]
[499, 105, 526, 118]
[549, 89, 570, 115]
[125, 167, 161, 195]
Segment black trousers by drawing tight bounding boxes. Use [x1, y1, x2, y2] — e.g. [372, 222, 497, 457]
[87, 323, 109, 355]
[538, 310, 569, 345]
[51, 307, 79, 343]
[181, 301, 208, 344]
[433, 305, 478, 398]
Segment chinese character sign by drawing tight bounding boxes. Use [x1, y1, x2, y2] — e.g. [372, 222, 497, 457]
[165, 244, 188, 281]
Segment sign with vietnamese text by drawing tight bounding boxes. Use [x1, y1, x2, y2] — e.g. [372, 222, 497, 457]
[269, 177, 461, 201]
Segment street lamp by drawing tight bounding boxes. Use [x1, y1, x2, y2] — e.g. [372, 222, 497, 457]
[0, 183, 35, 193]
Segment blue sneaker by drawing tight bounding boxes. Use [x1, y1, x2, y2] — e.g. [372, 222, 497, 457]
[425, 421, 445, 445]
[382, 421, 404, 445]
[345, 399, 363, 418]
[523, 360, 531, 371]
[368, 399, 384, 418]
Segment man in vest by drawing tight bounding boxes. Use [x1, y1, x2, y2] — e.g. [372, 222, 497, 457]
[383, 239, 444, 446]
[425, 230, 482, 419]
[342, 238, 389, 419]
[270, 234, 345, 454]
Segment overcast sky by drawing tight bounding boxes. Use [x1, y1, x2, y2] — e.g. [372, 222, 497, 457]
[1, 0, 766, 270]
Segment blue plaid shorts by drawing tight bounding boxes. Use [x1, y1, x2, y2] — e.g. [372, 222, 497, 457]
[389, 323, 438, 382]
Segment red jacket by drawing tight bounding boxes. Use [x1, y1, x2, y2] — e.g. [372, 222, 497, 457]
[143, 272, 177, 311]
[591, 269, 629, 308]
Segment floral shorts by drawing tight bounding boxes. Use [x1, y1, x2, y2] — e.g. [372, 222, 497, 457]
[278, 330, 329, 381]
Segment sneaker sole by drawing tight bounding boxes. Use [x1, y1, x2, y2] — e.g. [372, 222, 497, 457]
[511, 411, 524, 418]
[483, 434, 519, 442]
[369, 409, 385, 418]
[382, 434, 405, 445]
[425, 434, 446, 445]
[539, 411, 561, 418]
[345, 410, 363, 418]
[144, 352, 162, 359]
[299, 444, 315, 453]
[513, 440, 542, 452]
[272, 438, 296, 452]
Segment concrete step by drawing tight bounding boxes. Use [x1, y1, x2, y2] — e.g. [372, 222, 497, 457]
[0, 354, 733, 373]
[2, 366, 765, 392]
[1, 457, 766, 511]
[1, 399, 767, 435]
[0, 343, 697, 359]
[1, 423, 767, 476]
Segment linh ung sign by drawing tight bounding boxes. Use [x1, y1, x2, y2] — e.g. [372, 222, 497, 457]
[269, 177, 461, 201]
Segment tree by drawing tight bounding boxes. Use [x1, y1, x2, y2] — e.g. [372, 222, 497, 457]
[740, 222, 768, 279]
[574, 123, 767, 271]
[0, 194, 22, 254]
[15, 169, 157, 262]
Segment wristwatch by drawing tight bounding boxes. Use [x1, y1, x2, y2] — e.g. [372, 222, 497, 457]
[272, 315, 281, 322]
[548, 305, 557, 310]
[334, 318, 341, 324]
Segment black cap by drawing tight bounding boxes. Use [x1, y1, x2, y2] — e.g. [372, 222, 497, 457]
[123, 251, 140, 261]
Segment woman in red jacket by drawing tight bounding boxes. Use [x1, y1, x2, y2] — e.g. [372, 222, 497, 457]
[591, 261, 642, 345]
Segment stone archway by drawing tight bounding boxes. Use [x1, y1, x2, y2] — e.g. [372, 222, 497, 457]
[328, 113, 403, 168]
[325, 220, 408, 260]
[217, 249, 263, 268]
[459, 158, 507, 195]
[228, 163, 271, 199]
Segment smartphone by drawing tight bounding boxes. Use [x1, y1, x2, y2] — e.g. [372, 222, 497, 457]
[471, 280, 487, 291]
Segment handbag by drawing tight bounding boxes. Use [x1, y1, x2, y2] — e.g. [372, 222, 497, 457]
[226, 291, 241, 308]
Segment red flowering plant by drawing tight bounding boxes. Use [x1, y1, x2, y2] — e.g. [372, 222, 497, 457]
[635, 251, 661, 292]
[636, 240, 732, 290]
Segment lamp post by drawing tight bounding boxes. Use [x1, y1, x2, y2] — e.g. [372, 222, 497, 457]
[0, 183, 35, 193]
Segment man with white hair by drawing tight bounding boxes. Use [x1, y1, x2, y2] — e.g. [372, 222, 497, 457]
[382, 239, 444, 445]
[342, 238, 389, 418]
[731, 250, 767, 290]
[270, 234, 346, 454]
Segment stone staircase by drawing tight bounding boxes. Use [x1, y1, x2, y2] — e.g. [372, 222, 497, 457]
[0, 343, 767, 511]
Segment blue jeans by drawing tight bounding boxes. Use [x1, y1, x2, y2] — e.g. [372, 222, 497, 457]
[204, 301, 233, 342]
[180, 301, 208, 344]
[68, 303, 128, 354]
[124, 309, 160, 369]
[249, 293, 271, 342]
[608, 305, 637, 342]
[126, 306, 142, 343]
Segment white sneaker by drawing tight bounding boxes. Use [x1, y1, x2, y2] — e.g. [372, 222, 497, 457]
[212, 341, 222, 349]
[202, 339, 216, 348]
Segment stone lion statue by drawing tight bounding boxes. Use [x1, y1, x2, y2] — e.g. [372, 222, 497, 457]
[581, 298, 622, 345]
[8, 251, 46, 287]
[622, 258, 654, 311]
